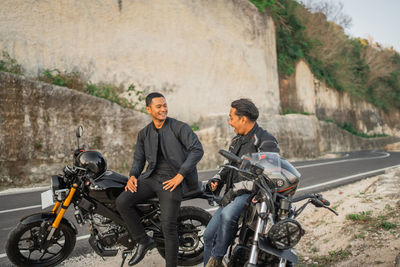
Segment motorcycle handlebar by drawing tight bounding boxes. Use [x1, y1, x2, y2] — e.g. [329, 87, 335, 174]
[219, 149, 242, 164]
[293, 193, 338, 216]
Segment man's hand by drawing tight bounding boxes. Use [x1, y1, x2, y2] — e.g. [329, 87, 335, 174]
[162, 173, 184, 192]
[125, 176, 138, 193]
[210, 181, 218, 192]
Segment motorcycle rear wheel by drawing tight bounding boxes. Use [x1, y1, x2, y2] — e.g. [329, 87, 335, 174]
[6, 221, 76, 266]
[157, 206, 211, 266]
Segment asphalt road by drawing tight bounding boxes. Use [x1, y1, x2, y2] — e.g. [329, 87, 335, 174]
[1, 150, 399, 266]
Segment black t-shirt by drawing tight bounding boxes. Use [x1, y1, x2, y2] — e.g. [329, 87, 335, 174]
[153, 130, 176, 177]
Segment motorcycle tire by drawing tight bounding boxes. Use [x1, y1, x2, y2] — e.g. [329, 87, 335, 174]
[6, 221, 76, 267]
[157, 206, 211, 266]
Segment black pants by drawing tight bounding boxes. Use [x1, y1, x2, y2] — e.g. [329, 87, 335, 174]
[116, 174, 183, 267]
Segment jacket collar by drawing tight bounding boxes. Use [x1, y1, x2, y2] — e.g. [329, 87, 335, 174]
[240, 122, 258, 144]
[150, 117, 170, 131]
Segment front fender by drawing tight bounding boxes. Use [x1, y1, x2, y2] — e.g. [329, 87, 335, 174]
[20, 212, 78, 235]
[258, 235, 298, 264]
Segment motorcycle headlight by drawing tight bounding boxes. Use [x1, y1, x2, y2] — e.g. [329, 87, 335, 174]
[268, 219, 304, 250]
[51, 175, 61, 192]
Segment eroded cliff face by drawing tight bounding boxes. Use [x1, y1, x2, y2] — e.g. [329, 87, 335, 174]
[0, 0, 280, 123]
[1, 72, 398, 185]
[280, 60, 400, 136]
[196, 113, 399, 170]
[0, 72, 149, 187]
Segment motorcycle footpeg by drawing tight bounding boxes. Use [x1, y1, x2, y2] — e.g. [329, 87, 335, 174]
[89, 235, 118, 257]
[121, 249, 132, 267]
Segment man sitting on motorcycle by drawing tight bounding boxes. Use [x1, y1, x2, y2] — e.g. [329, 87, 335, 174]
[116, 92, 204, 267]
[203, 98, 280, 267]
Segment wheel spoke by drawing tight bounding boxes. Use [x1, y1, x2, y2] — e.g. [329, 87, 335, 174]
[39, 250, 46, 260]
[46, 250, 57, 256]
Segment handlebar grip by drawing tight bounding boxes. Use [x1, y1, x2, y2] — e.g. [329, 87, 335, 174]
[219, 149, 242, 164]
[311, 198, 325, 207]
[321, 198, 330, 206]
[316, 194, 330, 206]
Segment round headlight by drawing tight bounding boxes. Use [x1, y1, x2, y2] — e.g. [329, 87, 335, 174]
[268, 219, 304, 250]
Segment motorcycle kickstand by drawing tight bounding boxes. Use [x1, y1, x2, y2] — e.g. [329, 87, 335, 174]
[121, 249, 132, 267]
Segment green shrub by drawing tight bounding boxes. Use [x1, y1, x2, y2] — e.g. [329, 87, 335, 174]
[38, 69, 86, 92]
[0, 51, 24, 75]
[249, 0, 400, 112]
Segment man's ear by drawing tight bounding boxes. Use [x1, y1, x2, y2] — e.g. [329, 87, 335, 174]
[145, 106, 151, 115]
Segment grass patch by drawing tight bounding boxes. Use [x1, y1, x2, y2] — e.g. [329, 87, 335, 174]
[38, 69, 86, 91]
[0, 51, 24, 75]
[346, 210, 398, 232]
[340, 122, 388, 138]
[283, 109, 312, 116]
[37, 69, 146, 112]
[300, 249, 352, 265]
[319, 117, 388, 138]
[380, 221, 397, 231]
[346, 211, 373, 222]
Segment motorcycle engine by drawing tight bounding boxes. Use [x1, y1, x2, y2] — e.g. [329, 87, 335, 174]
[91, 214, 121, 248]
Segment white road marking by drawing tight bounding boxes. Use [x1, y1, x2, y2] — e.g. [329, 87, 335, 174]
[296, 152, 390, 169]
[0, 186, 50, 196]
[77, 234, 90, 241]
[297, 164, 400, 192]
[0, 204, 42, 214]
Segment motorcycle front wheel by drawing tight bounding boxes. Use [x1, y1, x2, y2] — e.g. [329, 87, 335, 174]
[157, 206, 212, 266]
[6, 221, 76, 266]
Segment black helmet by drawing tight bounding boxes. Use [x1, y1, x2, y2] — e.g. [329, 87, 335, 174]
[75, 151, 107, 177]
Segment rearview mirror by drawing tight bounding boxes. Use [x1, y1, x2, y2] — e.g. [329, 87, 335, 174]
[76, 125, 84, 138]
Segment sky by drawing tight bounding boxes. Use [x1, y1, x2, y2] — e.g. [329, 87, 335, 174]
[326, 0, 400, 52]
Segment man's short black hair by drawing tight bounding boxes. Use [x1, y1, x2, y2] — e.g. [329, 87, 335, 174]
[231, 98, 259, 122]
[145, 92, 165, 107]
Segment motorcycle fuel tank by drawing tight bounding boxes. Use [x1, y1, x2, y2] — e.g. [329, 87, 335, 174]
[89, 170, 128, 204]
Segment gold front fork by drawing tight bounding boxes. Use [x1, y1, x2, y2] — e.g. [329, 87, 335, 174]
[51, 201, 61, 214]
[51, 184, 78, 229]
[45, 184, 78, 242]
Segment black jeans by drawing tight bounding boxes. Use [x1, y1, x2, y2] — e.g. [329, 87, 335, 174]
[116, 174, 183, 267]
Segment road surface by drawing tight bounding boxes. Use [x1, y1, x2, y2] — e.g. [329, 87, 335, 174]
[0, 150, 399, 266]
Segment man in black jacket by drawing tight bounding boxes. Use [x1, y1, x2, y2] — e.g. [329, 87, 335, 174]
[203, 98, 279, 267]
[116, 92, 204, 267]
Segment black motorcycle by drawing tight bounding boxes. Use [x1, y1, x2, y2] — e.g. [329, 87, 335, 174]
[5, 126, 212, 266]
[216, 149, 338, 267]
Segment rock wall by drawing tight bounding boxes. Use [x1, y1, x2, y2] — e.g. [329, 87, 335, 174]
[0, 0, 280, 123]
[0, 72, 149, 187]
[1, 72, 398, 185]
[280, 60, 400, 137]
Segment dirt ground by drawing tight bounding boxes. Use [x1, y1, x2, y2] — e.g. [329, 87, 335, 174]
[296, 167, 400, 267]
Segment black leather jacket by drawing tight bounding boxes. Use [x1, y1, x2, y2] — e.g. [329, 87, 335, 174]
[215, 123, 279, 194]
[129, 117, 204, 191]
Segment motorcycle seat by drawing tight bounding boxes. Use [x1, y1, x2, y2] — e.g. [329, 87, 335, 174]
[145, 181, 205, 202]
